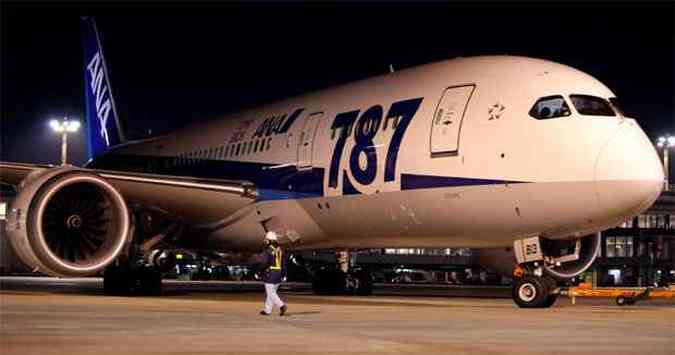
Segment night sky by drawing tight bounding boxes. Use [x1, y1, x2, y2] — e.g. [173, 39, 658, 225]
[2, 2, 674, 178]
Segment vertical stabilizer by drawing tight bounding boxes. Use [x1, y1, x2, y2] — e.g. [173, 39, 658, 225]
[81, 17, 125, 160]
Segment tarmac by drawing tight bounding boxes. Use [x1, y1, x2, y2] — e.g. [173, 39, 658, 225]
[1, 277, 673, 355]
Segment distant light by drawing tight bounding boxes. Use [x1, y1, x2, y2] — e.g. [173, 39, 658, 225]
[49, 118, 80, 134]
[176, 253, 184, 260]
[49, 119, 61, 132]
[657, 135, 674, 148]
[0, 202, 6, 221]
[66, 120, 81, 132]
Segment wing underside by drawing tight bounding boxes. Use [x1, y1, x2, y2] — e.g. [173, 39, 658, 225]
[0, 162, 257, 225]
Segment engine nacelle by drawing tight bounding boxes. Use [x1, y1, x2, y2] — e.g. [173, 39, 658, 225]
[5, 166, 131, 277]
[478, 233, 601, 280]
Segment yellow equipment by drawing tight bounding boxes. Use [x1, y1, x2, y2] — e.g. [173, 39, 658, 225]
[561, 283, 675, 306]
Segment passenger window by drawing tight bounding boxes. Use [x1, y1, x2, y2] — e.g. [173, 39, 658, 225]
[529, 96, 571, 120]
[570, 95, 615, 116]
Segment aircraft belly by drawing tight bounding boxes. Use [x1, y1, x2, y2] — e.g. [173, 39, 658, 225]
[299, 180, 605, 249]
[195, 178, 615, 252]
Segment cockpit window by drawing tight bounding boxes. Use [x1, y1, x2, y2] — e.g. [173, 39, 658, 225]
[529, 95, 571, 120]
[570, 95, 615, 116]
[608, 97, 627, 117]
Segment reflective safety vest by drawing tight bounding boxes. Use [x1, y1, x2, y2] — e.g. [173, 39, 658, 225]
[267, 246, 283, 272]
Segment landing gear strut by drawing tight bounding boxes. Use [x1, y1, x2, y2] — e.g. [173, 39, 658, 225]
[312, 251, 373, 296]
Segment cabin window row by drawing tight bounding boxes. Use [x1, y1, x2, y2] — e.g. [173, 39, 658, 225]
[529, 95, 622, 120]
[174, 138, 273, 164]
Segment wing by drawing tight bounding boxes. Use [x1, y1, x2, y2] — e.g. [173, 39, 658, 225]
[0, 161, 257, 225]
[0, 162, 54, 185]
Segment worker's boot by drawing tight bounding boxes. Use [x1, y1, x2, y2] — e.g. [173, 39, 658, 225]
[280, 305, 288, 316]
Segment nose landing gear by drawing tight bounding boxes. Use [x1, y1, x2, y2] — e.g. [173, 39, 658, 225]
[510, 234, 600, 308]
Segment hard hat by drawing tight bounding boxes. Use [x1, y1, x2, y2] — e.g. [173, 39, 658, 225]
[264, 231, 278, 241]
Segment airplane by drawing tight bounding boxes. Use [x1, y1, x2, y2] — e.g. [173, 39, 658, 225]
[0, 17, 664, 307]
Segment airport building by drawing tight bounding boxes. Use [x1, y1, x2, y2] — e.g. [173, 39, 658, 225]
[594, 185, 674, 286]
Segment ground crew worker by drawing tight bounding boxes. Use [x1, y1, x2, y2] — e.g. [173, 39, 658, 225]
[259, 231, 287, 316]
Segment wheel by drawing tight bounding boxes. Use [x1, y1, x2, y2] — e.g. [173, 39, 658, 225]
[331, 269, 349, 295]
[543, 294, 558, 307]
[354, 270, 373, 296]
[312, 268, 373, 296]
[137, 267, 162, 296]
[103, 263, 133, 296]
[616, 296, 627, 306]
[541, 276, 558, 308]
[311, 274, 326, 295]
[512, 276, 549, 308]
[615, 296, 636, 306]
[312, 268, 348, 295]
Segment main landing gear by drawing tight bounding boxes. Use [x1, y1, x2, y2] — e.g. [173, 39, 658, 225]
[103, 211, 184, 296]
[103, 259, 163, 296]
[312, 251, 373, 296]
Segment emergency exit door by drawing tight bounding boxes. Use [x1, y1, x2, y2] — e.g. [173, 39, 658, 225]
[297, 112, 323, 169]
[430, 85, 475, 155]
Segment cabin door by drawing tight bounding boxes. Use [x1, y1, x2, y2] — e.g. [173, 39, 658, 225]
[297, 112, 323, 170]
[430, 85, 475, 155]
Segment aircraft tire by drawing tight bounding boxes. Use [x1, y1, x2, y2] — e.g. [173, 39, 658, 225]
[313, 268, 349, 295]
[543, 294, 558, 307]
[137, 267, 163, 296]
[354, 270, 373, 296]
[103, 263, 133, 296]
[541, 276, 558, 307]
[513, 276, 549, 308]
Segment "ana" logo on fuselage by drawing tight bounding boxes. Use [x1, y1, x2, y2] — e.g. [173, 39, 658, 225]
[252, 108, 305, 139]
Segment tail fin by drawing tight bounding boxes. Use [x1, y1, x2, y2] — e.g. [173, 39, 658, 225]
[81, 17, 125, 160]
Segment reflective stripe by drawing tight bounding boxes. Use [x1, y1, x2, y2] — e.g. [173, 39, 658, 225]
[268, 247, 283, 271]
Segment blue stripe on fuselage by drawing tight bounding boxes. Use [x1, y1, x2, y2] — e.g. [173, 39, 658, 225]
[88, 153, 526, 201]
[401, 173, 525, 190]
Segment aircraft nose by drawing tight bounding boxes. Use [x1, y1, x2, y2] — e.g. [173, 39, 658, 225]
[594, 121, 663, 217]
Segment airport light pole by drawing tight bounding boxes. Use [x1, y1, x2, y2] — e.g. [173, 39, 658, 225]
[49, 117, 80, 165]
[656, 135, 674, 192]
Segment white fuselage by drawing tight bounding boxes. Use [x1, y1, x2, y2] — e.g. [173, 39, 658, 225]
[97, 56, 663, 252]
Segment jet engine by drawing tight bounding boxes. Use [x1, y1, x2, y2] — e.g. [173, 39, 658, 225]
[478, 233, 601, 280]
[5, 167, 131, 277]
